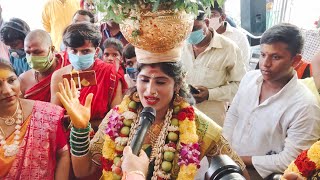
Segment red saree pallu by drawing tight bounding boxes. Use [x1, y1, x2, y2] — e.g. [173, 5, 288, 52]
[78, 59, 120, 126]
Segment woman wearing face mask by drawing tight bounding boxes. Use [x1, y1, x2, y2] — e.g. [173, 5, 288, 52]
[0, 18, 31, 76]
[51, 22, 124, 133]
[19, 30, 69, 102]
[0, 59, 70, 179]
[56, 38, 250, 179]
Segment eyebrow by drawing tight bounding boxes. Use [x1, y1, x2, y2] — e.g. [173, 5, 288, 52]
[139, 74, 170, 80]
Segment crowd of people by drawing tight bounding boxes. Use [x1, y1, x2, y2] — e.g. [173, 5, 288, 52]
[0, 0, 320, 180]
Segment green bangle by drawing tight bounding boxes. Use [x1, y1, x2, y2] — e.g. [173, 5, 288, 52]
[70, 133, 89, 142]
[71, 130, 90, 138]
[72, 123, 91, 133]
[71, 144, 90, 152]
[71, 148, 89, 157]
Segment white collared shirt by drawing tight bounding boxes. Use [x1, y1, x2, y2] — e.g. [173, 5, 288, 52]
[222, 22, 251, 68]
[181, 31, 247, 126]
[223, 70, 320, 178]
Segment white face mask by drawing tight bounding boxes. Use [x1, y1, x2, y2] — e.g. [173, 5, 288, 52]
[209, 17, 222, 30]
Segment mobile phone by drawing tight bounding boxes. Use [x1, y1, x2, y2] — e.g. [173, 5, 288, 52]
[62, 70, 97, 89]
[189, 84, 200, 94]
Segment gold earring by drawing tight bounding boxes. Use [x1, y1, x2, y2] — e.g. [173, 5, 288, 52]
[173, 93, 182, 106]
[132, 92, 140, 102]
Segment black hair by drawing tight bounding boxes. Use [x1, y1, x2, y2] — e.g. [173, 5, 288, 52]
[210, 1, 224, 14]
[0, 59, 15, 73]
[62, 22, 101, 48]
[196, 3, 206, 21]
[260, 23, 304, 57]
[103, 38, 123, 55]
[123, 44, 136, 59]
[73, 9, 95, 24]
[0, 18, 30, 44]
[137, 62, 190, 100]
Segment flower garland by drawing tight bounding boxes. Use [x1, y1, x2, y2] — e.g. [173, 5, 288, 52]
[101, 94, 200, 180]
[283, 141, 320, 180]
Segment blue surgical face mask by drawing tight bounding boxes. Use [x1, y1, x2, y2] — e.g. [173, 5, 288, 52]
[187, 29, 206, 45]
[126, 67, 138, 80]
[68, 53, 95, 70]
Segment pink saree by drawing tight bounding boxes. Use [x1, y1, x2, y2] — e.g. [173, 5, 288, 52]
[2, 101, 65, 179]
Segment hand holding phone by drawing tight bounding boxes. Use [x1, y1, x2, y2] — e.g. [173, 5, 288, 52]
[62, 70, 97, 89]
[189, 84, 200, 94]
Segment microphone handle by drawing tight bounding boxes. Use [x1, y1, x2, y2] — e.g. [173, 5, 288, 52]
[130, 117, 152, 155]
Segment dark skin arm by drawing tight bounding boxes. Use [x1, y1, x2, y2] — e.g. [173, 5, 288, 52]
[192, 86, 209, 103]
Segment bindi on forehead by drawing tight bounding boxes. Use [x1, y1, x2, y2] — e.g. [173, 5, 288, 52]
[0, 69, 14, 80]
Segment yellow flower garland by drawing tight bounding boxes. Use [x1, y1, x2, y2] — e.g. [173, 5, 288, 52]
[101, 95, 199, 180]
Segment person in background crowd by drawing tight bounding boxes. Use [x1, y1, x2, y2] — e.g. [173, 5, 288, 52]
[51, 22, 124, 132]
[102, 38, 128, 93]
[60, 9, 95, 52]
[80, 0, 98, 23]
[42, 0, 79, 50]
[123, 43, 137, 88]
[180, 4, 246, 126]
[0, 18, 30, 76]
[223, 23, 320, 179]
[72, 9, 95, 24]
[19, 30, 69, 102]
[100, 20, 128, 48]
[209, 1, 251, 69]
[0, 4, 9, 61]
[0, 59, 69, 179]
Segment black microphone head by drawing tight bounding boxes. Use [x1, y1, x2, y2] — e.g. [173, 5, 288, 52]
[141, 107, 156, 123]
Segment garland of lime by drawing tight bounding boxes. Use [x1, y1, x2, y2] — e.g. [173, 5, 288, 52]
[101, 94, 200, 179]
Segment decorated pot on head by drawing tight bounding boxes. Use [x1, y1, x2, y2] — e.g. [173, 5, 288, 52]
[97, 0, 218, 63]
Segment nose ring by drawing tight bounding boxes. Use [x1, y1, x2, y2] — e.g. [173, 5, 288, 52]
[152, 91, 158, 97]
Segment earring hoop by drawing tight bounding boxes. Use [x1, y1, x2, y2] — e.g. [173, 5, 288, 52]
[132, 92, 140, 102]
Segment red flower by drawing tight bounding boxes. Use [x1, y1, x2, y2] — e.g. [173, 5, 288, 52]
[294, 150, 316, 177]
[177, 106, 195, 121]
[101, 157, 113, 171]
[177, 112, 187, 120]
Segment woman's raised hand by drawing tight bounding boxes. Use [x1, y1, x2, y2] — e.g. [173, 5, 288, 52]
[57, 78, 93, 129]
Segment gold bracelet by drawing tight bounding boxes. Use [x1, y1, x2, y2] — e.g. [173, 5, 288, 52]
[125, 171, 146, 179]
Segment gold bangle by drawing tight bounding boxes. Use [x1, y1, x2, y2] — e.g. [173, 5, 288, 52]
[125, 171, 146, 179]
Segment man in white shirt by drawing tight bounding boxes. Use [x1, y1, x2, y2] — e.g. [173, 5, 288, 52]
[223, 23, 320, 179]
[208, 1, 251, 68]
[180, 5, 246, 126]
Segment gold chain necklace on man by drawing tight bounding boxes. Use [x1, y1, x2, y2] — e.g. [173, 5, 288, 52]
[0, 102, 19, 126]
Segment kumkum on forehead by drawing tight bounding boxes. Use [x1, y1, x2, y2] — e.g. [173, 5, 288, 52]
[0, 69, 14, 80]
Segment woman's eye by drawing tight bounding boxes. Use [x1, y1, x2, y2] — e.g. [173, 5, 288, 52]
[140, 78, 149, 82]
[8, 78, 16, 84]
[156, 81, 166, 85]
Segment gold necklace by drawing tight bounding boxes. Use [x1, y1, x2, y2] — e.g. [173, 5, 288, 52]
[147, 122, 163, 161]
[0, 102, 19, 126]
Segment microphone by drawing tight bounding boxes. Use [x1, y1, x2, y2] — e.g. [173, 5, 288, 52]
[130, 107, 156, 155]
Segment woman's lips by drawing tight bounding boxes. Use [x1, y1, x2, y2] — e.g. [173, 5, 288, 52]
[1, 95, 15, 102]
[144, 96, 160, 105]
